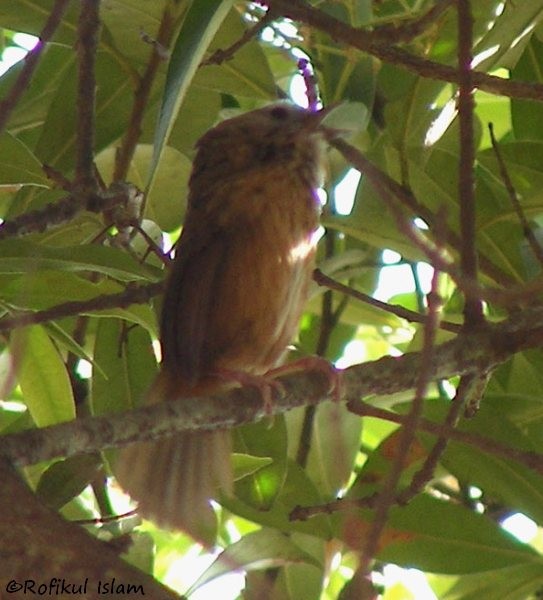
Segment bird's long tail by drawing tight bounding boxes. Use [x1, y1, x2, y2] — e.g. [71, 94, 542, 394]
[114, 372, 232, 544]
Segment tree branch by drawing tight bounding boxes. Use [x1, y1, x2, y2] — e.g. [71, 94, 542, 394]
[113, 6, 176, 183]
[489, 123, 543, 267]
[0, 0, 71, 136]
[313, 268, 461, 333]
[0, 186, 138, 240]
[266, 0, 543, 101]
[3, 307, 543, 469]
[0, 282, 163, 333]
[328, 135, 543, 308]
[359, 265, 442, 571]
[75, 0, 101, 191]
[457, 0, 483, 326]
[370, 0, 455, 44]
[202, 8, 277, 66]
[0, 456, 182, 599]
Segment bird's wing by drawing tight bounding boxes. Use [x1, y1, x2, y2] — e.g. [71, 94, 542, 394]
[159, 208, 227, 385]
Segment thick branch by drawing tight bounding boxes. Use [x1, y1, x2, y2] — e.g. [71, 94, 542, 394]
[0, 457, 181, 599]
[3, 308, 543, 468]
[0, 187, 137, 240]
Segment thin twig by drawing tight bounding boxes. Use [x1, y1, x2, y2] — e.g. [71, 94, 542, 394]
[75, 0, 101, 190]
[296, 211, 339, 468]
[327, 135, 514, 289]
[202, 9, 276, 66]
[330, 136, 461, 283]
[359, 266, 442, 572]
[0, 0, 71, 136]
[488, 123, 543, 266]
[396, 372, 480, 504]
[328, 135, 543, 308]
[313, 268, 461, 333]
[298, 58, 319, 111]
[113, 6, 176, 183]
[73, 508, 139, 526]
[0, 282, 163, 333]
[371, 0, 455, 43]
[290, 388, 542, 522]
[457, 0, 484, 326]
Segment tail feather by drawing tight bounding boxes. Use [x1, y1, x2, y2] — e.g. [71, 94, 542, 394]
[115, 374, 232, 544]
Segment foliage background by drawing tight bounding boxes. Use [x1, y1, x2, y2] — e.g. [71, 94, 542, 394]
[1, 0, 543, 598]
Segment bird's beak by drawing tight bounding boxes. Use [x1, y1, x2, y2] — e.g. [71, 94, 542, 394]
[306, 104, 349, 140]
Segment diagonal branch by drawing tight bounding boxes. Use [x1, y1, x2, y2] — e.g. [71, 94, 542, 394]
[359, 264, 442, 571]
[0, 0, 71, 136]
[328, 135, 543, 307]
[313, 268, 461, 333]
[0, 456, 182, 599]
[266, 0, 543, 101]
[0, 282, 163, 333]
[370, 0, 455, 44]
[489, 123, 543, 267]
[202, 8, 277, 66]
[113, 6, 177, 183]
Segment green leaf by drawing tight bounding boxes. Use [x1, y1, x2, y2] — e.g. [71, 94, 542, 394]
[12, 325, 75, 426]
[232, 453, 274, 481]
[471, 0, 543, 71]
[434, 564, 543, 600]
[0, 239, 160, 281]
[378, 495, 541, 574]
[223, 460, 333, 540]
[0, 1, 78, 44]
[512, 36, 543, 141]
[44, 321, 105, 378]
[422, 397, 543, 525]
[233, 417, 288, 510]
[188, 529, 321, 593]
[0, 45, 75, 141]
[0, 132, 49, 187]
[444, 439, 543, 525]
[285, 402, 362, 498]
[34, 52, 133, 171]
[36, 454, 103, 510]
[150, 0, 233, 188]
[99, 0, 172, 67]
[478, 141, 543, 206]
[91, 319, 157, 416]
[2, 270, 158, 335]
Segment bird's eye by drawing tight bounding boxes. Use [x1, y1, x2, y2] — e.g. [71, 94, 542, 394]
[269, 106, 289, 120]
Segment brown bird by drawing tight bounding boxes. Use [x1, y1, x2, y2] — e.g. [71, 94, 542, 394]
[115, 103, 328, 543]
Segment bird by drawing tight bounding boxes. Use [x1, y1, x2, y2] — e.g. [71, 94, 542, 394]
[115, 103, 329, 543]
